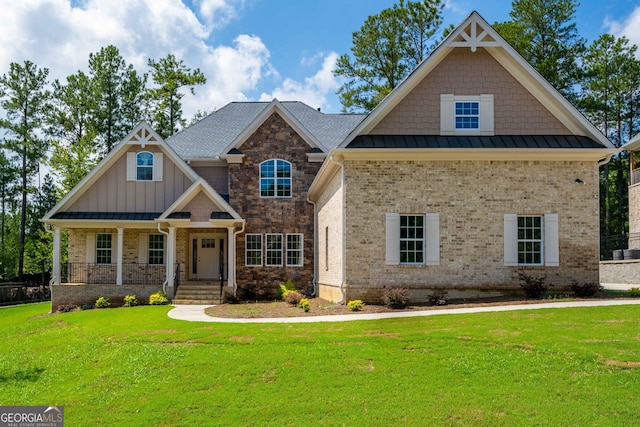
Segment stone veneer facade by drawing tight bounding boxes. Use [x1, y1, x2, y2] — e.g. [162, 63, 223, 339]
[228, 112, 320, 296]
[317, 159, 600, 303]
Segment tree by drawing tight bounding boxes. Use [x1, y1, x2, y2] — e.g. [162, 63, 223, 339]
[579, 34, 640, 251]
[146, 54, 206, 138]
[334, 0, 447, 112]
[0, 152, 18, 278]
[89, 45, 147, 153]
[494, 0, 586, 99]
[0, 60, 51, 280]
[25, 173, 58, 277]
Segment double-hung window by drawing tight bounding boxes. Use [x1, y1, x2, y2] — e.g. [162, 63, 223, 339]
[246, 234, 263, 267]
[286, 234, 303, 267]
[517, 216, 543, 265]
[440, 94, 494, 136]
[96, 233, 112, 265]
[455, 101, 479, 130]
[260, 159, 292, 197]
[266, 234, 283, 266]
[148, 234, 165, 265]
[504, 213, 559, 267]
[400, 215, 424, 264]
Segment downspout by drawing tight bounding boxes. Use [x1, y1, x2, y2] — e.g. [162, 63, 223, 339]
[598, 154, 614, 167]
[306, 195, 318, 297]
[157, 223, 169, 294]
[329, 154, 347, 305]
[232, 221, 245, 298]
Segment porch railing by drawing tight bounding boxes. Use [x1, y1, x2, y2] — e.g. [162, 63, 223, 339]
[60, 263, 167, 285]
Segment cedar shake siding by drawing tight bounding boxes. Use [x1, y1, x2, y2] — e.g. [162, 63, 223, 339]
[229, 112, 320, 296]
[372, 48, 571, 136]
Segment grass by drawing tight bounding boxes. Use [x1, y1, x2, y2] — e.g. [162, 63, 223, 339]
[1, 303, 639, 426]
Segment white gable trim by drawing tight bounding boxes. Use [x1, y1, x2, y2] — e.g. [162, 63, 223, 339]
[43, 121, 199, 221]
[339, 11, 615, 150]
[221, 99, 328, 154]
[158, 177, 242, 221]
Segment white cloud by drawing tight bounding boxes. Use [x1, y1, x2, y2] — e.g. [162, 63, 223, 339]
[197, 0, 242, 30]
[259, 52, 341, 111]
[605, 6, 640, 58]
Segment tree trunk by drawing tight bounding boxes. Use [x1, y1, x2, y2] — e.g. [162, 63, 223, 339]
[18, 144, 27, 282]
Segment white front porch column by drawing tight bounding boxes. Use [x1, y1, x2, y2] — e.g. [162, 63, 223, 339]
[227, 226, 236, 288]
[167, 227, 176, 287]
[116, 228, 123, 285]
[53, 226, 61, 285]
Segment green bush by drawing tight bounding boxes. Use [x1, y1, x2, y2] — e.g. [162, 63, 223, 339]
[570, 282, 603, 298]
[518, 272, 549, 299]
[347, 300, 364, 311]
[298, 298, 311, 312]
[148, 291, 169, 305]
[123, 295, 139, 307]
[628, 287, 640, 297]
[382, 287, 409, 309]
[57, 303, 77, 313]
[95, 296, 111, 309]
[284, 290, 304, 306]
[277, 279, 297, 300]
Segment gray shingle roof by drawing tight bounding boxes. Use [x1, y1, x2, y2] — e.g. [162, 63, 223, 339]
[347, 135, 604, 149]
[166, 101, 366, 159]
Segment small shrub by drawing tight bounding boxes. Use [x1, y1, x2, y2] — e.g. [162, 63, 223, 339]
[428, 293, 448, 306]
[95, 296, 111, 309]
[347, 300, 364, 311]
[148, 291, 169, 305]
[570, 282, 603, 298]
[277, 279, 297, 300]
[284, 290, 304, 306]
[123, 294, 139, 307]
[628, 287, 640, 297]
[382, 287, 409, 309]
[298, 298, 311, 312]
[517, 272, 548, 299]
[57, 303, 77, 313]
[237, 282, 276, 301]
[80, 304, 93, 311]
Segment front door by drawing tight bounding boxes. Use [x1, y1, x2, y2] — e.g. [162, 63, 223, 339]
[189, 233, 224, 280]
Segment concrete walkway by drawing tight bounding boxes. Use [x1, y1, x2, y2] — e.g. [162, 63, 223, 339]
[168, 299, 640, 323]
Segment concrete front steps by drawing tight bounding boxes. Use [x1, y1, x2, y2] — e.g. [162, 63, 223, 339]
[173, 281, 224, 305]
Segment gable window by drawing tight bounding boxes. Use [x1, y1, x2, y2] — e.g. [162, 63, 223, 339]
[286, 234, 303, 267]
[246, 234, 262, 267]
[265, 234, 283, 266]
[386, 213, 440, 266]
[260, 159, 291, 198]
[148, 234, 165, 265]
[440, 94, 494, 136]
[137, 152, 154, 181]
[96, 233, 112, 265]
[504, 213, 559, 267]
[455, 102, 479, 129]
[400, 215, 424, 264]
[126, 151, 163, 181]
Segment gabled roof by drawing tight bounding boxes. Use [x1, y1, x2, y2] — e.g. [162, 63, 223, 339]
[43, 121, 199, 222]
[338, 11, 615, 150]
[622, 133, 640, 151]
[157, 177, 242, 221]
[166, 100, 366, 160]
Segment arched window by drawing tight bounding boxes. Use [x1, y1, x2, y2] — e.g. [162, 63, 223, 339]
[137, 151, 154, 181]
[260, 159, 291, 197]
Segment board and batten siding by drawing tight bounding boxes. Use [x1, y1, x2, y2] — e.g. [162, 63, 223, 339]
[68, 148, 193, 212]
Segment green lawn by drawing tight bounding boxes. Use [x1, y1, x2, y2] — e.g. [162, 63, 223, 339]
[1, 303, 639, 426]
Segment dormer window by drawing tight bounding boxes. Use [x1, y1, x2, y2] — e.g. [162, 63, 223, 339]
[137, 152, 154, 181]
[126, 151, 163, 181]
[260, 159, 292, 198]
[441, 94, 494, 136]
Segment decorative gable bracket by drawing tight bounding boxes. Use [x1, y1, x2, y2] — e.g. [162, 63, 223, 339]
[449, 21, 500, 52]
[127, 124, 160, 148]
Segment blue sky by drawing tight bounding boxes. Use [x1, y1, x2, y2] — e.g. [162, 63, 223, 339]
[1, 0, 639, 116]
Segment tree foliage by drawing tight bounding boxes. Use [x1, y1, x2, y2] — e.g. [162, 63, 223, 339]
[334, 0, 447, 112]
[147, 54, 206, 138]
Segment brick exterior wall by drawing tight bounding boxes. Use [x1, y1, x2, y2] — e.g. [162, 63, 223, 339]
[629, 184, 640, 236]
[51, 284, 169, 308]
[315, 159, 600, 303]
[228, 112, 320, 296]
[372, 48, 570, 136]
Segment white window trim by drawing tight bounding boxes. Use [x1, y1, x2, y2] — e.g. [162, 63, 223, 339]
[126, 151, 163, 182]
[245, 234, 263, 267]
[286, 233, 304, 267]
[504, 213, 559, 267]
[265, 233, 284, 267]
[386, 212, 440, 266]
[96, 233, 113, 265]
[259, 159, 293, 199]
[148, 233, 166, 266]
[440, 94, 494, 136]
[517, 215, 544, 266]
[400, 214, 425, 265]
